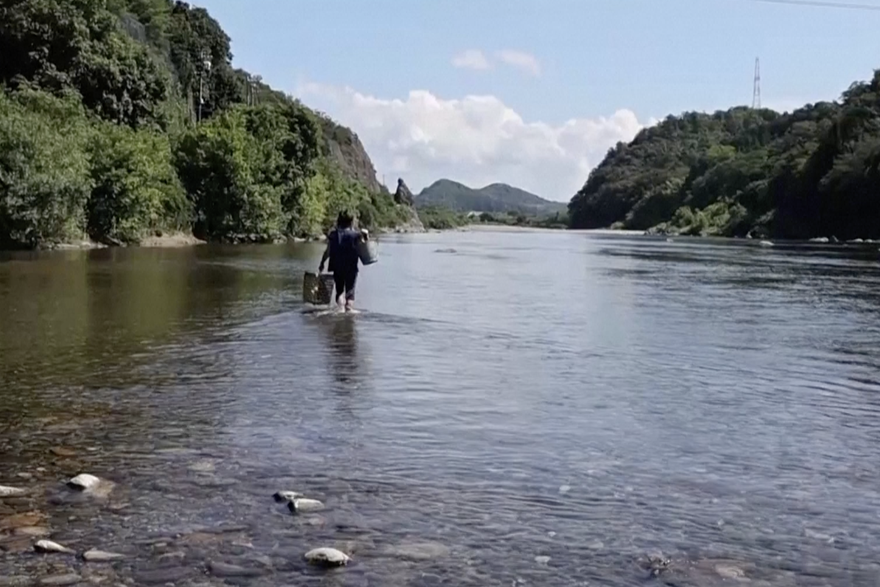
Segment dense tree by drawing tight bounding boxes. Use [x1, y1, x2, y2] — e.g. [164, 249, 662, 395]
[88, 121, 189, 244]
[0, 88, 93, 249]
[569, 72, 880, 240]
[0, 0, 173, 128]
[0, 0, 425, 248]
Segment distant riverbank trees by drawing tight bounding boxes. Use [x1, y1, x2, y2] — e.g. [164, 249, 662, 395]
[0, 0, 411, 249]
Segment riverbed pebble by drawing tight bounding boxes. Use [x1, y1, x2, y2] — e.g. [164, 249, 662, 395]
[0, 486, 27, 497]
[66, 474, 114, 497]
[82, 549, 127, 562]
[67, 474, 100, 491]
[34, 540, 75, 554]
[273, 490, 303, 503]
[38, 574, 81, 587]
[207, 561, 263, 578]
[289, 498, 325, 513]
[380, 542, 450, 561]
[14, 526, 50, 537]
[304, 547, 350, 567]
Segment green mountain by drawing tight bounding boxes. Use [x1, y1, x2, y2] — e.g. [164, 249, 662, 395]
[568, 69, 880, 240]
[416, 180, 566, 216]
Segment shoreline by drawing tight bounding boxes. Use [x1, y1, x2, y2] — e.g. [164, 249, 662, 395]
[12, 225, 879, 253]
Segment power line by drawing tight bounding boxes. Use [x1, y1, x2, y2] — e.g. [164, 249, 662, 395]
[743, 0, 880, 11]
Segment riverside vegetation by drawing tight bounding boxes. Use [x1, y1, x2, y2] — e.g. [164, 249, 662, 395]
[568, 70, 880, 240]
[0, 0, 417, 250]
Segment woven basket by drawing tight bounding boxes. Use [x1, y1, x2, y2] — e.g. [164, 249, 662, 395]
[303, 272, 335, 305]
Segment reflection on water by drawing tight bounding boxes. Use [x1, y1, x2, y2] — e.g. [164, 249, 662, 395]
[2, 232, 880, 585]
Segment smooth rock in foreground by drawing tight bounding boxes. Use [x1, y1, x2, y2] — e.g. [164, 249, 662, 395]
[304, 547, 350, 567]
[0, 486, 27, 498]
[34, 540, 75, 555]
[273, 490, 303, 503]
[289, 498, 324, 513]
[83, 549, 126, 562]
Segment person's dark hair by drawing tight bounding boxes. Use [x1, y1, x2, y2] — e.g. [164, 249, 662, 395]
[337, 211, 354, 229]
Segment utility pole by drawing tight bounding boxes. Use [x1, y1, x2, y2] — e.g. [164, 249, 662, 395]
[752, 57, 762, 109]
[198, 49, 211, 122]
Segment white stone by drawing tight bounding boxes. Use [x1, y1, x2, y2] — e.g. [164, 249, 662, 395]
[67, 474, 100, 491]
[304, 547, 350, 567]
[289, 498, 324, 513]
[0, 485, 27, 497]
[273, 490, 303, 503]
[34, 540, 75, 554]
[67, 474, 114, 497]
[82, 549, 126, 562]
[535, 555, 551, 565]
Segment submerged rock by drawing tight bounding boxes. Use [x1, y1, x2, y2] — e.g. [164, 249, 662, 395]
[207, 561, 263, 578]
[0, 511, 46, 530]
[34, 540, 75, 555]
[288, 498, 325, 513]
[82, 549, 126, 562]
[305, 547, 350, 567]
[38, 574, 81, 587]
[273, 490, 304, 503]
[0, 486, 27, 498]
[50, 447, 77, 458]
[380, 542, 450, 561]
[14, 526, 50, 537]
[639, 552, 671, 577]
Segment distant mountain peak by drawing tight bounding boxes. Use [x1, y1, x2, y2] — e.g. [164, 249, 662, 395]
[415, 179, 565, 215]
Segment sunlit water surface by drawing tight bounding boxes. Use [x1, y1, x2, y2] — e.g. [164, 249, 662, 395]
[2, 229, 880, 586]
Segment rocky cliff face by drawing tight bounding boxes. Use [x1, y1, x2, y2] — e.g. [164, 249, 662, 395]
[319, 117, 382, 194]
[394, 178, 415, 206]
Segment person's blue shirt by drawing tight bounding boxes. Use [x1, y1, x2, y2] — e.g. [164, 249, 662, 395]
[327, 227, 360, 274]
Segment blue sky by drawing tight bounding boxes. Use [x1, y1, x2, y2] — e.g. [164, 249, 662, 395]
[197, 0, 880, 200]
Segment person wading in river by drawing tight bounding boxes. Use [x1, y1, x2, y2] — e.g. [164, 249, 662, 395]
[319, 211, 368, 312]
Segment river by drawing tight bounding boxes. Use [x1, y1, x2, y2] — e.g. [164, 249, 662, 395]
[2, 228, 880, 586]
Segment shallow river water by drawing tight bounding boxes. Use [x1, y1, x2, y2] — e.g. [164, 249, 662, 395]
[2, 229, 880, 586]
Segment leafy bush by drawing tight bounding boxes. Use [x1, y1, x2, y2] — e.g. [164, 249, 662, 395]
[0, 89, 93, 248]
[88, 122, 189, 243]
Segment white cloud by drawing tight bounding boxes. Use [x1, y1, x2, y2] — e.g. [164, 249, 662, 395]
[495, 50, 542, 77]
[452, 49, 491, 71]
[296, 82, 653, 201]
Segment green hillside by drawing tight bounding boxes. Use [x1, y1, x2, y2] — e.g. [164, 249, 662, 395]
[0, 0, 414, 249]
[568, 70, 880, 240]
